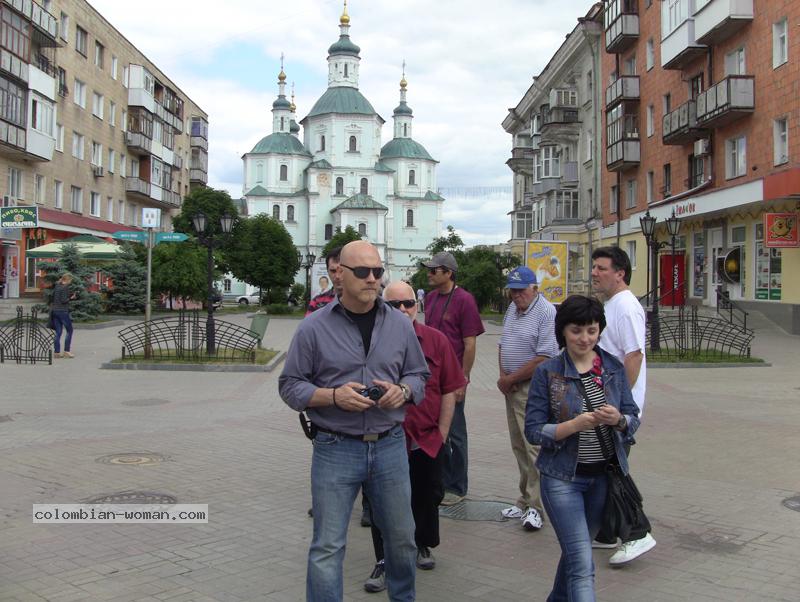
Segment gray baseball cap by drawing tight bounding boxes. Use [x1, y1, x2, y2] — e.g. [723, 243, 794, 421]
[421, 251, 458, 272]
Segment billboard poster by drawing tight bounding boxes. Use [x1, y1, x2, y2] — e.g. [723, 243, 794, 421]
[525, 240, 568, 304]
[309, 261, 331, 298]
[659, 253, 686, 306]
[764, 213, 799, 248]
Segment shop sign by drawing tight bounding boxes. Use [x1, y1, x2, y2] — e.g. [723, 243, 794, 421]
[764, 212, 798, 248]
[0, 206, 38, 228]
[673, 202, 697, 217]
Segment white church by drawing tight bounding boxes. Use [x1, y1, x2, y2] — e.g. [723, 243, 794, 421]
[238, 4, 444, 293]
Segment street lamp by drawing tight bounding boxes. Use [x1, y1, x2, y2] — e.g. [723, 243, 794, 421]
[298, 252, 316, 307]
[639, 209, 661, 352]
[192, 211, 234, 355]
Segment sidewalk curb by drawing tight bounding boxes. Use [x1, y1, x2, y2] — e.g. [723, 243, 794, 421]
[74, 319, 128, 330]
[99, 350, 287, 372]
[649, 361, 771, 369]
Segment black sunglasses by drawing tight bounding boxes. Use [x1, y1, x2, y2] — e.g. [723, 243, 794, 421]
[428, 267, 449, 275]
[387, 299, 416, 309]
[340, 264, 385, 279]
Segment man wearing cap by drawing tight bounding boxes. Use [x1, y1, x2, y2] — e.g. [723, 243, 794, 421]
[422, 251, 485, 505]
[497, 266, 558, 530]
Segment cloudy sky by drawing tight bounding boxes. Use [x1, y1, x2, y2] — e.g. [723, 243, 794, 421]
[91, 0, 598, 246]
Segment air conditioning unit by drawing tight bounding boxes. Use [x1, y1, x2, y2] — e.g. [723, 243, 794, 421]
[92, 166, 104, 177]
[694, 138, 711, 156]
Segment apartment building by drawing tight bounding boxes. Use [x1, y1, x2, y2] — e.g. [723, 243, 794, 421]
[0, 0, 208, 300]
[601, 0, 800, 332]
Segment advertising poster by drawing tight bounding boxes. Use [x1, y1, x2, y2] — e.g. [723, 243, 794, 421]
[764, 212, 799, 248]
[310, 261, 331, 298]
[525, 240, 568, 304]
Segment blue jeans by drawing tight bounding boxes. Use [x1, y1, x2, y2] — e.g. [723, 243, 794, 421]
[308, 425, 416, 602]
[541, 472, 608, 602]
[52, 310, 73, 353]
[442, 398, 468, 496]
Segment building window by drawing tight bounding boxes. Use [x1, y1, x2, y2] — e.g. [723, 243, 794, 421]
[349, 136, 357, 152]
[111, 56, 118, 79]
[774, 118, 788, 165]
[627, 241, 637, 269]
[0, 6, 31, 60]
[646, 170, 654, 203]
[646, 105, 654, 137]
[626, 179, 637, 209]
[344, 63, 348, 78]
[54, 123, 63, 152]
[610, 185, 618, 214]
[408, 169, 416, 185]
[72, 132, 84, 159]
[725, 47, 746, 75]
[255, 162, 263, 183]
[92, 92, 103, 119]
[403, 123, 408, 136]
[90, 192, 100, 217]
[91, 141, 102, 167]
[689, 74, 703, 99]
[358, 222, 366, 237]
[120, 154, 126, 178]
[31, 96, 54, 135]
[662, 93, 671, 115]
[624, 54, 636, 76]
[223, 278, 232, 293]
[360, 178, 368, 194]
[689, 154, 705, 188]
[123, 65, 129, 88]
[320, 135, 325, 151]
[128, 202, 135, 226]
[725, 136, 746, 179]
[287, 205, 295, 222]
[54, 180, 63, 209]
[325, 223, 333, 240]
[108, 149, 115, 173]
[118, 199, 124, 223]
[542, 146, 560, 177]
[73, 79, 86, 108]
[121, 109, 127, 133]
[272, 204, 280, 220]
[279, 164, 288, 181]
[7, 167, 21, 199]
[406, 209, 414, 227]
[70, 186, 82, 212]
[59, 12, 68, 41]
[34, 174, 44, 204]
[646, 39, 654, 71]
[335, 177, 344, 195]
[663, 163, 672, 197]
[109, 101, 116, 126]
[773, 17, 788, 68]
[94, 41, 104, 68]
[75, 25, 87, 56]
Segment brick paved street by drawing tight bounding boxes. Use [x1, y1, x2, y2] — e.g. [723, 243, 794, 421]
[1, 313, 799, 601]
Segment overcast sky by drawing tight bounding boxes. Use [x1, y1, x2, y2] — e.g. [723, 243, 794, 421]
[91, 0, 597, 246]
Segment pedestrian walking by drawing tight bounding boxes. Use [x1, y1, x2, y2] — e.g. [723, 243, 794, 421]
[50, 273, 75, 359]
[416, 287, 425, 313]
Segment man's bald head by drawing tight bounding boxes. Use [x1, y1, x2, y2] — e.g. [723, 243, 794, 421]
[340, 240, 380, 265]
[383, 280, 418, 321]
[338, 240, 383, 312]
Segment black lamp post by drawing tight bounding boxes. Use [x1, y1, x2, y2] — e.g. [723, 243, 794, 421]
[665, 209, 682, 309]
[639, 210, 661, 351]
[192, 211, 234, 355]
[298, 251, 316, 307]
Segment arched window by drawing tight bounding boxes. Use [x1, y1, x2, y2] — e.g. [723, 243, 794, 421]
[279, 164, 288, 181]
[403, 123, 407, 137]
[358, 222, 367, 237]
[320, 135, 325, 151]
[406, 209, 414, 227]
[325, 224, 333, 240]
[344, 63, 348, 78]
[223, 278, 232, 293]
[280, 117, 284, 130]
[272, 204, 280, 220]
[349, 136, 357, 152]
[360, 178, 368, 194]
[287, 205, 295, 221]
[335, 177, 344, 195]
[408, 169, 416, 185]
[256, 162, 263, 183]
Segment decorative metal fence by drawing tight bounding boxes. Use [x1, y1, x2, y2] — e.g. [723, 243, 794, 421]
[0, 307, 55, 364]
[117, 310, 259, 362]
[646, 305, 754, 360]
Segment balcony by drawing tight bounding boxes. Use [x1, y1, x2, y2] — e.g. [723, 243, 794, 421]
[0, 120, 27, 159]
[694, 0, 753, 45]
[190, 169, 208, 184]
[606, 114, 640, 171]
[606, 76, 640, 108]
[125, 177, 151, 199]
[561, 161, 579, 186]
[190, 136, 208, 151]
[662, 99, 706, 145]
[160, 190, 182, 208]
[29, 1, 59, 45]
[125, 131, 152, 156]
[540, 109, 580, 145]
[507, 146, 535, 175]
[696, 75, 754, 128]
[0, 48, 29, 82]
[605, 8, 639, 54]
[661, 16, 706, 69]
[522, 191, 536, 207]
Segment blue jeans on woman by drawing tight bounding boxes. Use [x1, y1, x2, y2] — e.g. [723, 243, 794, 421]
[541, 472, 608, 602]
[308, 425, 416, 602]
[52, 310, 73, 353]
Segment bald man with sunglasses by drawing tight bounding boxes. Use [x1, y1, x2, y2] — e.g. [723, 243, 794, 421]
[280, 241, 430, 602]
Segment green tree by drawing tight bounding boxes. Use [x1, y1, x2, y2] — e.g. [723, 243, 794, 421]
[102, 244, 147, 313]
[321, 225, 362, 257]
[151, 241, 208, 309]
[226, 214, 299, 304]
[39, 243, 103, 321]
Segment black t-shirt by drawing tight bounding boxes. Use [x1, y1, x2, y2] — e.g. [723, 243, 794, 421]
[345, 303, 378, 356]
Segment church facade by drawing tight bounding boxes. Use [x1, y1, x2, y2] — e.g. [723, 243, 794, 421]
[238, 7, 443, 293]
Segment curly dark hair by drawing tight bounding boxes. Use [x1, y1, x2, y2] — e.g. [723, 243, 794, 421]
[555, 295, 606, 349]
[591, 246, 632, 285]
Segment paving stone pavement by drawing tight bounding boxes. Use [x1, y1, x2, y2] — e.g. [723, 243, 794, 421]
[1, 312, 799, 601]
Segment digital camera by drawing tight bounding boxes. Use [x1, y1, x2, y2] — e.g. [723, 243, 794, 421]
[359, 385, 385, 401]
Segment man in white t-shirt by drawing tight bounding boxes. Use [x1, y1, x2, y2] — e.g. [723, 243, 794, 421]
[590, 246, 656, 565]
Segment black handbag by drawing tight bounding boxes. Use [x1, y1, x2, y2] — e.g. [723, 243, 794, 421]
[46, 312, 56, 330]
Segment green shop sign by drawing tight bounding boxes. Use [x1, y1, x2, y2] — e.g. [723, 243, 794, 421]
[0, 206, 38, 228]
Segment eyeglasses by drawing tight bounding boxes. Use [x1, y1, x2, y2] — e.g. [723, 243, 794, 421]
[428, 267, 449, 275]
[386, 299, 416, 309]
[340, 264, 385, 279]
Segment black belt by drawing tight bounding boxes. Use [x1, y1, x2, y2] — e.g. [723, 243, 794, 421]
[315, 425, 396, 442]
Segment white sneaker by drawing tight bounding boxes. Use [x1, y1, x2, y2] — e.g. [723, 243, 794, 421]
[521, 508, 543, 531]
[609, 533, 656, 566]
[592, 539, 620, 549]
[501, 506, 524, 519]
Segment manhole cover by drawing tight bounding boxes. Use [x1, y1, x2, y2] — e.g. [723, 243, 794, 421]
[85, 491, 177, 504]
[95, 452, 167, 466]
[782, 496, 800, 512]
[439, 500, 512, 522]
[122, 398, 170, 407]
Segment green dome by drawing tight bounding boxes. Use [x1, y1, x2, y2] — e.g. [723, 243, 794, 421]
[328, 34, 360, 56]
[249, 132, 311, 156]
[380, 138, 434, 161]
[272, 96, 292, 110]
[306, 87, 377, 118]
[289, 119, 300, 133]
[393, 101, 413, 116]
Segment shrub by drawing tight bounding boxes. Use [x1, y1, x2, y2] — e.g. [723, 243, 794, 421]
[265, 303, 293, 315]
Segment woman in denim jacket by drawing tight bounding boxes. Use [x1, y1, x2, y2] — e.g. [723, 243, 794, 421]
[525, 295, 640, 602]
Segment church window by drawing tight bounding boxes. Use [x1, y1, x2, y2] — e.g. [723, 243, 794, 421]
[406, 209, 414, 227]
[325, 223, 333, 240]
[256, 162, 263, 183]
[280, 164, 288, 181]
[223, 279, 232, 293]
[349, 136, 357, 152]
[320, 135, 326, 151]
[344, 63, 348, 77]
[287, 205, 295, 221]
[280, 117, 284, 130]
[335, 177, 344, 195]
[272, 204, 280, 220]
[408, 169, 416, 185]
[360, 178, 368, 194]
[358, 222, 367, 237]
[403, 124, 407, 137]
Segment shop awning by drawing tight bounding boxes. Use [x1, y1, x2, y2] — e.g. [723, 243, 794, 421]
[26, 234, 124, 260]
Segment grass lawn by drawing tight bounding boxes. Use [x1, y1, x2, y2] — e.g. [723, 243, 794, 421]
[648, 350, 764, 363]
[113, 347, 278, 365]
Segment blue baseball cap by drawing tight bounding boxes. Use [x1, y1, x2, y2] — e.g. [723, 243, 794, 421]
[505, 266, 537, 289]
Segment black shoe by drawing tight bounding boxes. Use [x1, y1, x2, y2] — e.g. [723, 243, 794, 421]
[360, 507, 371, 527]
[416, 546, 435, 570]
[308, 507, 313, 518]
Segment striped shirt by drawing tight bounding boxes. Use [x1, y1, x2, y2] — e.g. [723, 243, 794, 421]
[499, 294, 558, 374]
[577, 372, 614, 464]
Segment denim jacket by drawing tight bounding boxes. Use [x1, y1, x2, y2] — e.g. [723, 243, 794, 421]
[525, 347, 641, 481]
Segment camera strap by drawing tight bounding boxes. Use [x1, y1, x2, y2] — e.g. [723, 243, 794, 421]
[299, 412, 317, 440]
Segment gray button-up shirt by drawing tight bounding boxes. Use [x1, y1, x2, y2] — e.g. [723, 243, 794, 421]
[279, 297, 430, 435]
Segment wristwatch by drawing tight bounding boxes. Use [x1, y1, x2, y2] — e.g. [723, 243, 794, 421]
[615, 415, 627, 431]
[398, 383, 412, 403]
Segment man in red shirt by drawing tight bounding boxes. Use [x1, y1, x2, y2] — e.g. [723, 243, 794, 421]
[363, 281, 465, 593]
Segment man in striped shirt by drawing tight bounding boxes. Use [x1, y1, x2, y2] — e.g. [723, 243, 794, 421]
[497, 266, 558, 530]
